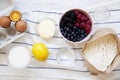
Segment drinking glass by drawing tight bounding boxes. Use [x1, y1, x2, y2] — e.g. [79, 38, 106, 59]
[92, 7, 110, 22]
[56, 43, 75, 66]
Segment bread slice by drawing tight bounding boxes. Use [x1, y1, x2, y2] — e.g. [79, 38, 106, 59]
[82, 28, 120, 74]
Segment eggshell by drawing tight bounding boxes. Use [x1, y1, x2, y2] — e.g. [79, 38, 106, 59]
[0, 16, 11, 28]
[15, 20, 27, 32]
[10, 10, 22, 22]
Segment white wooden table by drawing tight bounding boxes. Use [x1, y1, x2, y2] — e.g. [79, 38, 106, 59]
[0, 0, 120, 80]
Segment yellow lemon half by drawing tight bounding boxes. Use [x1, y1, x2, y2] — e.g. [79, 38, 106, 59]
[32, 43, 48, 61]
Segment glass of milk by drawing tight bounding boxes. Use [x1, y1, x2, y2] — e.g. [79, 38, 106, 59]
[7, 45, 31, 70]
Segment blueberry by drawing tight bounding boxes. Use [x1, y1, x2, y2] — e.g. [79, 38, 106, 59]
[61, 31, 65, 35]
[81, 34, 86, 39]
[73, 26, 77, 30]
[63, 26, 67, 30]
[63, 32, 67, 37]
[84, 33, 88, 37]
[80, 28, 85, 34]
[66, 27, 70, 31]
[76, 38, 80, 42]
[78, 28, 81, 33]
[73, 33, 76, 37]
[77, 37, 83, 41]
[60, 28, 64, 33]
[75, 31, 79, 35]
[73, 39, 76, 42]
[60, 28, 63, 31]
[67, 36, 71, 40]
[67, 33, 71, 37]
[71, 31, 74, 35]
[70, 36, 74, 40]
[68, 29, 72, 33]
[81, 34, 84, 38]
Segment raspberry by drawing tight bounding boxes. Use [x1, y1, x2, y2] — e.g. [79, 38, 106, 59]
[86, 20, 91, 25]
[75, 23, 79, 27]
[84, 24, 91, 34]
[80, 22, 85, 27]
[77, 19, 81, 22]
[77, 14, 82, 19]
[74, 10, 79, 15]
[81, 15, 88, 21]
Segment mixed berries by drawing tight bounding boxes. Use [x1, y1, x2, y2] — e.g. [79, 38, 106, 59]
[60, 9, 92, 42]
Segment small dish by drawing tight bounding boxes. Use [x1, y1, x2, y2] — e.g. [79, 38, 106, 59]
[56, 47, 75, 66]
[92, 7, 110, 22]
[7, 45, 31, 70]
[37, 18, 56, 39]
[59, 9, 93, 44]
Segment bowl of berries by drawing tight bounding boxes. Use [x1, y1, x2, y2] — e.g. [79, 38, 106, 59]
[59, 9, 93, 43]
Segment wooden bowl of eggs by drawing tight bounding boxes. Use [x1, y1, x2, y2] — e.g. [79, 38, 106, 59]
[0, 10, 28, 48]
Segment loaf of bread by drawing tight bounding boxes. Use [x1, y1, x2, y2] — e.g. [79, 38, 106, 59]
[82, 28, 120, 75]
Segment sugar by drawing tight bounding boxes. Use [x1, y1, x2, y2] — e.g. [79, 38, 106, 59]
[8, 46, 31, 68]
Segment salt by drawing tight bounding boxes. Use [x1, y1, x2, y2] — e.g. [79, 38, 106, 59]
[8, 46, 31, 69]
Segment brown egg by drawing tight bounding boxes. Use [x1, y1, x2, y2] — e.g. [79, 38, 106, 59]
[0, 16, 11, 28]
[15, 20, 27, 32]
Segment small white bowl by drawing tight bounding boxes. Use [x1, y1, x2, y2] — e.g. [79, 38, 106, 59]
[7, 45, 31, 70]
[56, 47, 75, 66]
[59, 9, 93, 44]
[37, 18, 56, 39]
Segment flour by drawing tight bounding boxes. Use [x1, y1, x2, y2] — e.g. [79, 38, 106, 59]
[37, 19, 56, 39]
[8, 46, 31, 68]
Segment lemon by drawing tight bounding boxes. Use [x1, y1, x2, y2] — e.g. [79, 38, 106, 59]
[32, 43, 48, 61]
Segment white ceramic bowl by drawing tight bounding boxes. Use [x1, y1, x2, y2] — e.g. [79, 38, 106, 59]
[7, 45, 31, 70]
[56, 47, 75, 66]
[59, 9, 93, 44]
